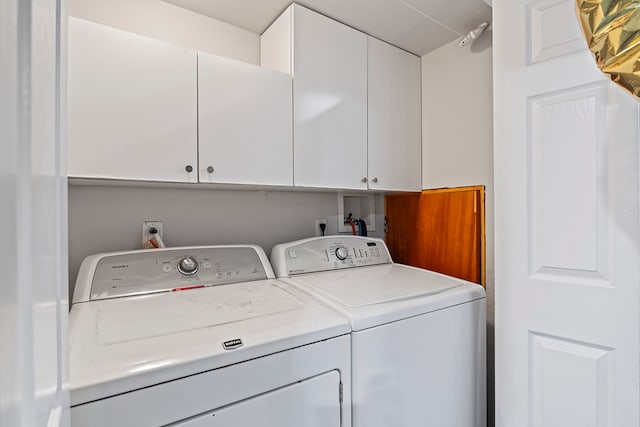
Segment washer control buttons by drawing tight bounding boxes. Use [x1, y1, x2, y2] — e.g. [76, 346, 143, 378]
[335, 246, 349, 260]
[162, 264, 173, 273]
[177, 256, 199, 276]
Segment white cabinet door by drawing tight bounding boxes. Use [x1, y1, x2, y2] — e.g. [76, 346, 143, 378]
[198, 53, 293, 186]
[494, 0, 640, 426]
[262, 5, 368, 190]
[293, 5, 367, 189]
[68, 18, 198, 183]
[367, 37, 421, 192]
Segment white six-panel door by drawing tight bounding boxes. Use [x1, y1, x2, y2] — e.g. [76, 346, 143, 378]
[494, 0, 640, 426]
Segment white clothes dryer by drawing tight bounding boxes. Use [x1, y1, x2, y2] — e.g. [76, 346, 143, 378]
[271, 236, 486, 427]
[69, 245, 351, 427]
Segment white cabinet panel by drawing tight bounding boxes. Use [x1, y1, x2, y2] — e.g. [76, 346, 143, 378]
[367, 37, 421, 191]
[260, 6, 292, 75]
[68, 18, 198, 182]
[198, 53, 293, 186]
[262, 5, 368, 190]
[293, 5, 368, 189]
[262, 5, 422, 191]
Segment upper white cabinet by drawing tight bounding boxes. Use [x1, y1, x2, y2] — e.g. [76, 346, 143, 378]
[69, 10, 422, 191]
[367, 37, 421, 192]
[262, 5, 421, 192]
[198, 53, 293, 186]
[261, 5, 369, 190]
[68, 17, 198, 183]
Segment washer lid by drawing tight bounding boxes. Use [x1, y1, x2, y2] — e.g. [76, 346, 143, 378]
[69, 279, 350, 406]
[284, 264, 486, 330]
[295, 264, 464, 307]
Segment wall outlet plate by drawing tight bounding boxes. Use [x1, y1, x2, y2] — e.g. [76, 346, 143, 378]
[315, 219, 327, 237]
[142, 221, 164, 246]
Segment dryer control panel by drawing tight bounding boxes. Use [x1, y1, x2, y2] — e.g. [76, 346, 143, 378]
[271, 236, 392, 277]
[74, 246, 272, 302]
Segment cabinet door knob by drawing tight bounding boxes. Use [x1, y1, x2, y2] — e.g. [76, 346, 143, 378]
[372, 177, 378, 183]
[362, 177, 368, 183]
[207, 166, 214, 174]
[185, 165, 193, 173]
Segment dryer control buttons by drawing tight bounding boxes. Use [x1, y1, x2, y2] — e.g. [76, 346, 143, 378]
[177, 256, 199, 276]
[335, 246, 349, 260]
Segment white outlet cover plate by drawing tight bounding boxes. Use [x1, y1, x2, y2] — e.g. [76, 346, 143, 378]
[142, 221, 164, 245]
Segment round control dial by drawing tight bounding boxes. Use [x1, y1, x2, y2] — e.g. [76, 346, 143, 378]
[335, 246, 349, 260]
[177, 256, 199, 276]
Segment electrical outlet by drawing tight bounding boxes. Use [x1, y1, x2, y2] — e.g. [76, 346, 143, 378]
[315, 219, 327, 237]
[142, 221, 164, 246]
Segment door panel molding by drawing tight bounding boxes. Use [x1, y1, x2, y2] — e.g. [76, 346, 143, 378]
[529, 331, 612, 427]
[527, 0, 586, 64]
[527, 82, 611, 287]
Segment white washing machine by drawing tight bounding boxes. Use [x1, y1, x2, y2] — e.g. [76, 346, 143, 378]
[271, 236, 486, 427]
[69, 245, 352, 427]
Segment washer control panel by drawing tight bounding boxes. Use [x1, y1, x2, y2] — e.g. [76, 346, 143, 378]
[272, 236, 392, 277]
[88, 246, 269, 301]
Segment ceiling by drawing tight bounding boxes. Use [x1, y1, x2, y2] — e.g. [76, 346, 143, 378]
[162, 0, 492, 56]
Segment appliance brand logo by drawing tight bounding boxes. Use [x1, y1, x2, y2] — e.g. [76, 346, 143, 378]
[222, 338, 243, 350]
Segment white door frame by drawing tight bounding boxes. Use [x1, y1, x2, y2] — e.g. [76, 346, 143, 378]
[0, 1, 69, 426]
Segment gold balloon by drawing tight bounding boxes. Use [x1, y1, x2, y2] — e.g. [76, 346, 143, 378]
[576, 0, 640, 98]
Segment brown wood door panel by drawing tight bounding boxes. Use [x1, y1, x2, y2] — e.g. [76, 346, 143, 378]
[385, 186, 485, 286]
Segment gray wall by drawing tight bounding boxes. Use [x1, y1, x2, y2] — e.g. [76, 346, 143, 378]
[68, 184, 384, 298]
[69, 0, 259, 64]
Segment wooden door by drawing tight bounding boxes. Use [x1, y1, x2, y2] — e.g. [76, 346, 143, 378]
[385, 186, 485, 286]
[494, 0, 640, 425]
